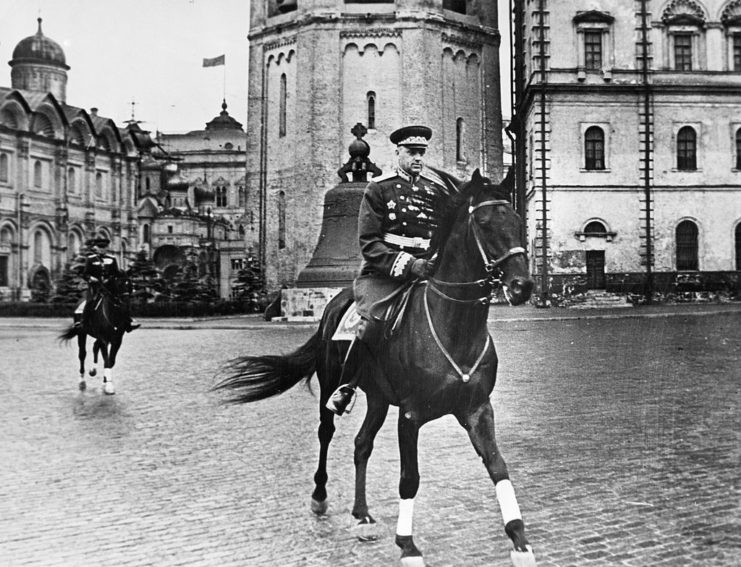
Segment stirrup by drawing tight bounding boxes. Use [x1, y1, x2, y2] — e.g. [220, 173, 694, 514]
[325, 385, 356, 416]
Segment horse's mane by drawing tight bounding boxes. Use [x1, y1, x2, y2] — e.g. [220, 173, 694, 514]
[428, 167, 512, 257]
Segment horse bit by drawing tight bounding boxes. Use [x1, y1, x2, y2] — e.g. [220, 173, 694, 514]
[424, 198, 527, 383]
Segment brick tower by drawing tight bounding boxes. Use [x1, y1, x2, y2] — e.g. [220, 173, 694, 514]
[245, 0, 503, 289]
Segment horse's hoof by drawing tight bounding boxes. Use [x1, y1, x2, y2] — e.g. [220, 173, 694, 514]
[351, 517, 385, 541]
[510, 546, 536, 567]
[103, 382, 116, 395]
[78, 380, 86, 391]
[311, 498, 328, 515]
[89, 368, 97, 377]
[399, 556, 425, 567]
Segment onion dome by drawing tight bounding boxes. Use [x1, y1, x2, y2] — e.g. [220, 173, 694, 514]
[10, 18, 69, 70]
[205, 100, 243, 131]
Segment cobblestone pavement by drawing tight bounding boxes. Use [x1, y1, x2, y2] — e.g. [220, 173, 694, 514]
[0, 305, 739, 567]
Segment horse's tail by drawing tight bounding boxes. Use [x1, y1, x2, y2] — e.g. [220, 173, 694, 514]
[58, 324, 79, 343]
[213, 329, 321, 404]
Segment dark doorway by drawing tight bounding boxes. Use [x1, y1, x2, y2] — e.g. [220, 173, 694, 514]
[586, 250, 606, 289]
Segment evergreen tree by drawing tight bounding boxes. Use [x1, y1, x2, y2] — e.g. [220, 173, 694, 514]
[127, 249, 168, 303]
[50, 245, 92, 305]
[170, 259, 216, 303]
[231, 253, 267, 312]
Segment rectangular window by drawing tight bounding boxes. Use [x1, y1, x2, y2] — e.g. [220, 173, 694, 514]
[734, 34, 741, 71]
[0, 256, 8, 286]
[674, 33, 692, 71]
[584, 31, 602, 70]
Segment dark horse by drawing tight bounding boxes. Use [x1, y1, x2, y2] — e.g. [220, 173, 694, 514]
[59, 274, 131, 395]
[214, 169, 537, 566]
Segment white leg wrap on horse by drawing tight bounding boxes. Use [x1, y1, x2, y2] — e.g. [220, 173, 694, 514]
[396, 498, 415, 536]
[104, 368, 113, 381]
[495, 479, 522, 525]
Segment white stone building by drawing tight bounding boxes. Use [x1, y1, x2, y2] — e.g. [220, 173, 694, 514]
[0, 19, 141, 301]
[515, 0, 741, 300]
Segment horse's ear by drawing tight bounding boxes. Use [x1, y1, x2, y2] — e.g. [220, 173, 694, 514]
[471, 168, 483, 184]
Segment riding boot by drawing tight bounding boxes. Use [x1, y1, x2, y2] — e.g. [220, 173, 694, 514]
[326, 338, 366, 416]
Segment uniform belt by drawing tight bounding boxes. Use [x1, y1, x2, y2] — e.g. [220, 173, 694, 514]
[382, 233, 430, 250]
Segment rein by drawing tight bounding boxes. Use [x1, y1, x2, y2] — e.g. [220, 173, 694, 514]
[423, 286, 490, 383]
[423, 197, 524, 383]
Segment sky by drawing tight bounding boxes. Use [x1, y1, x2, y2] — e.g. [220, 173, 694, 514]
[0, 0, 512, 135]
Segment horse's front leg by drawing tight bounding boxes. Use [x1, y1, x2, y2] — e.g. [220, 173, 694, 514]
[395, 411, 424, 567]
[77, 332, 87, 391]
[101, 334, 123, 395]
[351, 392, 388, 541]
[458, 402, 536, 567]
[89, 340, 100, 377]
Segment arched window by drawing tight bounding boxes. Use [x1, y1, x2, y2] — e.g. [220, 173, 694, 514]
[736, 224, 741, 270]
[95, 172, 104, 198]
[676, 220, 698, 270]
[584, 221, 607, 236]
[677, 126, 697, 170]
[0, 153, 8, 183]
[67, 232, 81, 255]
[216, 186, 228, 207]
[33, 231, 43, 264]
[238, 186, 246, 207]
[33, 160, 43, 188]
[367, 91, 376, 130]
[278, 190, 286, 249]
[67, 167, 76, 193]
[736, 129, 741, 170]
[145, 177, 151, 192]
[279, 73, 287, 138]
[0, 226, 13, 245]
[585, 126, 605, 170]
[142, 224, 150, 244]
[456, 118, 466, 162]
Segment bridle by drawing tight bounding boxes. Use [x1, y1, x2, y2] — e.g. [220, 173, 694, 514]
[428, 198, 527, 305]
[422, 196, 527, 383]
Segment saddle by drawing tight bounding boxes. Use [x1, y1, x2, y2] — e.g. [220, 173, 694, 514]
[332, 281, 420, 342]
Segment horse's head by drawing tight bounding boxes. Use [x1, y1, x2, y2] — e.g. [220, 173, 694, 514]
[431, 168, 534, 306]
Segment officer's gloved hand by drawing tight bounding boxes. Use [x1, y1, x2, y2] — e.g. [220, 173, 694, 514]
[411, 259, 434, 278]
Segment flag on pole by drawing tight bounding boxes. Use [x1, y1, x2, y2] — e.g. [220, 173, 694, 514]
[202, 54, 225, 67]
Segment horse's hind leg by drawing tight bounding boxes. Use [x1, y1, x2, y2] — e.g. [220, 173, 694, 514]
[458, 402, 536, 567]
[351, 393, 388, 541]
[77, 333, 87, 391]
[311, 405, 335, 515]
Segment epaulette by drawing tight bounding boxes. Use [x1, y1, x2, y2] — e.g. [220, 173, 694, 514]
[420, 168, 448, 189]
[369, 170, 398, 183]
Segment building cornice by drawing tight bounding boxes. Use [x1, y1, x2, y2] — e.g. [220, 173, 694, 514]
[249, 12, 498, 46]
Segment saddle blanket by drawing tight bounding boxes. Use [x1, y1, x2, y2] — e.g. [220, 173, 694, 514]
[332, 302, 361, 341]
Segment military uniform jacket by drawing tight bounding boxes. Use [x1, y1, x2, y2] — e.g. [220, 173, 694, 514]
[354, 167, 450, 320]
[84, 253, 120, 282]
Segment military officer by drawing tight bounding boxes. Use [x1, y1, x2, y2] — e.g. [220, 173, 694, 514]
[326, 125, 453, 415]
[78, 236, 139, 332]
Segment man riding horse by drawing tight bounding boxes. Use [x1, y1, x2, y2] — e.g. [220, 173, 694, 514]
[326, 125, 454, 415]
[75, 236, 139, 333]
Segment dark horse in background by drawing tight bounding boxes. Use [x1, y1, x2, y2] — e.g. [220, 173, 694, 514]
[214, 169, 537, 566]
[59, 274, 132, 395]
